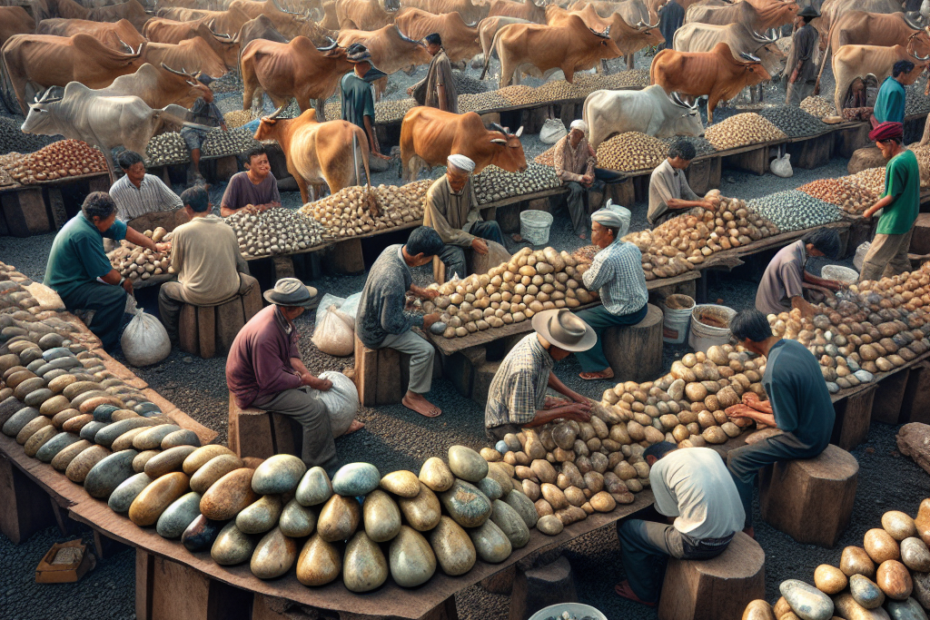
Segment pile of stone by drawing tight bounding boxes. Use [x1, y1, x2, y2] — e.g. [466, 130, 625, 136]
[758, 106, 828, 138]
[704, 113, 787, 150]
[747, 190, 843, 232]
[472, 163, 560, 205]
[800, 96, 838, 119]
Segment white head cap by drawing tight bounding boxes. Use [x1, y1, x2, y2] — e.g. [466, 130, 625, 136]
[447, 154, 475, 173]
[591, 209, 624, 228]
[570, 119, 588, 133]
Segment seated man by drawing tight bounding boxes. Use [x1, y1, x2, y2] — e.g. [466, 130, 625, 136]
[227, 278, 364, 470]
[356, 227, 445, 417]
[485, 308, 594, 441]
[44, 192, 169, 350]
[725, 310, 835, 536]
[615, 442, 745, 607]
[110, 150, 183, 223]
[182, 91, 227, 184]
[575, 209, 649, 380]
[221, 146, 281, 217]
[755, 228, 843, 319]
[554, 120, 599, 239]
[158, 186, 258, 345]
[424, 154, 506, 279]
[648, 140, 718, 227]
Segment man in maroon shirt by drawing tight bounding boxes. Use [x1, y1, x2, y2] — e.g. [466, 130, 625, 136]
[226, 278, 363, 469]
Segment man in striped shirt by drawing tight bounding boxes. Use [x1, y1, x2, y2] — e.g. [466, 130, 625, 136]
[110, 151, 183, 222]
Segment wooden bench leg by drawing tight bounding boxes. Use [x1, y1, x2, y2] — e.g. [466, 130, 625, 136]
[831, 385, 878, 450]
[178, 304, 199, 356]
[2, 188, 50, 237]
[901, 361, 930, 424]
[197, 306, 216, 359]
[326, 238, 365, 275]
[0, 453, 58, 544]
[871, 369, 910, 425]
[216, 299, 245, 355]
[509, 556, 577, 620]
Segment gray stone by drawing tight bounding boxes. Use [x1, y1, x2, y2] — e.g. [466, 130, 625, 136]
[251, 454, 306, 495]
[780, 579, 835, 620]
[901, 538, 930, 573]
[332, 462, 381, 496]
[236, 494, 283, 535]
[467, 519, 512, 564]
[850, 574, 885, 609]
[343, 531, 388, 593]
[448, 445, 489, 482]
[911, 571, 930, 609]
[108, 473, 153, 513]
[295, 466, 333, 506]
[211, 522, 257, 566]
[279, 498, 317, 538]
[155, 492, 202, 539]
[439, 479, 492, 528]
[886, 598, 929, 620]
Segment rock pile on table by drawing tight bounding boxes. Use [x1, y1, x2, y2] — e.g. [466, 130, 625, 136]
[0, 153, 21, 188]
[202, 127, 261, 158]
[301, 181, 430, 239]
[747, 190, 842, 232]
[800, 96, 838, 119]
[144, 132, 189, 167]
[3, 139, 107, 184]
[453, 73, 488, 95]
[797, 178, 877, 215]
[660, 136, 715, 157]
[498, 85, 538, 106]
[458, 91, 511, 114]
[472, 163, 560, 205]
[909, 143, 930, 189]
[906, 90, 930, 117]
[224, 109, 259, 129]
[594, 132, 667, 172]
[108, 227, 173, 283]
[847, 166, 886, 195]
[227, 207, 325, 257]
[758, 106, 828, 138]
[0, 117, 58, 155]
[375, 98, 417, 123]
[704, 113, 787, 150]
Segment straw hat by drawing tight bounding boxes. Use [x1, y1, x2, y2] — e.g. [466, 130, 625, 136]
[263, 278, 319, 308]
[532, 309, 597, 352]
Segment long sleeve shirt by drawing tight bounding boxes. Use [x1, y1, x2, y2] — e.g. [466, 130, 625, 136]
[581, 239, 648, 316]
[356, 244, 424, 348]
[787, 23, 819, 83]
[553, 134, 596, 184]
[413, 49, 458, 113]
[648, 158, 699, 225]
[170, 214, 247, 305]
[874, 76, 907, 125]
[485, 334, 554, 429]
[110, 173, 183, 222]
[226, 305, 303, 409]
[423, 175, 481, 247]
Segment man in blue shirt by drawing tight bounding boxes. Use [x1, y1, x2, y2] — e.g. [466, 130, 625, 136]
[874, 60, 916, 125]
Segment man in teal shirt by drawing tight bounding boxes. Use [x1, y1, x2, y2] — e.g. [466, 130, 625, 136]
[340, 43, 389, 162]
[873, 61, 915, 125]
[45, 192, 169, 350]
[859, 121, 920, 281]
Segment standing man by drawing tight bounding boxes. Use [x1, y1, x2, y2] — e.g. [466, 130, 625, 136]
[424, 154, 507, 279]
[574, 209, 648, 381]
[356, 227, 445, 418]
[755, 228, 843, 318]
[341, 43, 390, 162]
[44, 192, 169, 350]
[614, 442, 745, 607]
[220, 146, 281, 217]
[648, 140, 718, 227]
[182, 90, 227, 185]
[658, 0, 684, 52]
[408, 33, 458, 113]
[785, 5, 820, 107]
[227, 278, 364, 471]
[725, 309, 835, 536]
[158, 186, 258, 345]
[110, 151, 183, 223]
[874, 61, 916, 126]
[553, 120, 599, 240]
[485, 309, 594, 441]
[859, 121, 920, 281]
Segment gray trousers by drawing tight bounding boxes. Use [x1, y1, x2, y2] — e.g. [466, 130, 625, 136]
[379, 330, 434, 394]
[786, 79, 815, 107]
[438, 220, 505, 280]
[564, 181, 602, 236]
[254, 387, 337, 469]
[158, 273, 258, 344]
[859, 230, 914, 282]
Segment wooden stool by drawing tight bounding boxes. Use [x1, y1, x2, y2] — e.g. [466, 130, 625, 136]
[658, 532, 764, 620]
[227, 394, 299, 459]
[603, 304, 663, 383]
[509, 555, 577, 620]
[759, 444, 858, 548]
[353, 335, 409, 407]
[178, 285, 262, 359]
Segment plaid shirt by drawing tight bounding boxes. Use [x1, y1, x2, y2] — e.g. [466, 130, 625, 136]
[110, 173, 183, 221]
[485, 334, 553, 430]
[582, 239, 648, 316]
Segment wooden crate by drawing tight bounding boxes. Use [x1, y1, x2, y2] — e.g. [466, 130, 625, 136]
[831, 384, 878, 450]
[786, 133, 834, 170]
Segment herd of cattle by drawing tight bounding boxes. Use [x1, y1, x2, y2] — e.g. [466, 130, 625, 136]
[0, 0, 927, 197]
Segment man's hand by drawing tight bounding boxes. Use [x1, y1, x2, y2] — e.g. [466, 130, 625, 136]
[423, 312, 441, 330]
[411, 285, 439, 300]
[725, 404, 757, 419]
[406, 86, 414, 96]
[471, 238, 488, 255]
[742, 392, 760, 406]
[560, 402, 592, 422]
[581, 173, 594, 187]
[122, 278, 134, 294]
[155, 242, 171, 254]
[304, 373, 333, 391]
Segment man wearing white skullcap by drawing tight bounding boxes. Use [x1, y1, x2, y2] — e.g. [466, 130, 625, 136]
[423, 154, 507, 278]
[573, 207, 649, 380]
[554, 119, 599, 239]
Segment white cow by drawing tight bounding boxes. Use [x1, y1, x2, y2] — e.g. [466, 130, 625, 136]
[582, 84, 704, 148]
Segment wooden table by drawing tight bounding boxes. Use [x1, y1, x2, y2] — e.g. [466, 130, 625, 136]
[0, 171, 109, 237]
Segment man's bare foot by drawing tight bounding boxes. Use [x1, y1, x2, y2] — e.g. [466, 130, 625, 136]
[614, 581, 656, 607]
[580, 368, 614, 381]
[743, 526, 755, 539]
[344, 420, 365, 435]
[512, 233, 523, 243]
[578, 233, 587, 240]
[402, 392, 442, 418]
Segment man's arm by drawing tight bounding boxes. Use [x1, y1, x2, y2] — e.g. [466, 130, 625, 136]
[547, 371, 590, 405]
[379, 292, 423, 335]
[803, 271, 842, 291]
[522, 403, 593, 427]
[554, 141, 584, 183]
[290, 357, 332, 391]
[863, 194, 893, 219]
[125, 226, 169, 253]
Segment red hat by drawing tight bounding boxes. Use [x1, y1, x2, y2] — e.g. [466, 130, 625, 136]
[869, 121, 904, 142]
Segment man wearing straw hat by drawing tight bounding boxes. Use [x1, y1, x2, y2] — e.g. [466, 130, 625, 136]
[485, 309, 594, 441]
[553, 119, 599, 239]
[227, 278, 364, 471]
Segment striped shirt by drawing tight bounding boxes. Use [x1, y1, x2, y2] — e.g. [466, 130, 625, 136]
[485, 334, 553, 430]
[110, 173, 183, 221]
[582, 240, 648, 316]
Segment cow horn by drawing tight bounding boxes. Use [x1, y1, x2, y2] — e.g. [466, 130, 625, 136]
[490, 138, 506, 144]
[489, 122, 507, 134]
[915, 51, 930, 61]
[670, 92, 688, 108]
[271, 0, 299, 14]
[161, 62, 191, 77]
[211, 30, 232, 40]
[395, 26, 421, 45]
[266, 105, 287, 120]
[905, 12, 923, 30]
[316, 37, 339, 51]
[739, 52, 761, 63]
[515, 126, 524, 137]
[117, 37, 133, 54]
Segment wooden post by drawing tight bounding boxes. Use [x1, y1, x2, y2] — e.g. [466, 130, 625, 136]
[722, 146, 768, 176]
[509, 556, 577, 620]
[497, 204, 522, 233]
[271, 256, 296, 280]
[786, 133, 834, 170]
[87, 175, 110, 193]
[685, 159, 712, 196]
[214, 156, 239, 182]
[46, 187, 68, 230]
[325, 238, 365, 275]
[197, 306, 216, 359]
[871, 369, 910, 425]
[216, 298, 246, 354]
[901, 361, 930, 424]
[831, 384, 878, 450]
[607, 178, 635, 207]
[228, 394, 298, 459]
[178, 305, 199, 357]
[1, 188, 51, 237]
[0, 453, 58, 544]
[834, 122, 873, 159]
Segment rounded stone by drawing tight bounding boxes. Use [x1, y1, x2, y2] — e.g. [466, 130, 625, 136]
[108, 473, 153, 513]
[842, 546, 877, 579]
[144, 446, 198, 479]
[343, 531, 389, 593]
[831, 593, 884, 620]
[132, 425, 181, 451]
[92, 404, 121, 423]
[296, 534, 342, 587]
[250, 527, 298, 580]
[389, 526, 436, 588]
[398, 482, 442, 532]
[129, 471, 190, 527]
[363, 489, 401, 543]
[379, 470, 420, 498]
[850, 574, 885, 609]
[317, 494, 361, 542]
[93, 418, 156, 447]
[81, 448, 134, 496]
[467, 519, 512, 564]
[3, 406, 38, 437]
[742, 600, 776, 620]
[182, 445, 236, 475]
[884, 511, 918, 542]
[295, 466, 333, 506]
[536, 514, 564, 536]
[110, 427, 150, 452]
[161, 429, 200, 449]
[477, 477, 503, 501]
[427, 516, 476, 577]
[491, 499, 530, 549]
[35, 432, 80, 463]
[877, 560, 913, 601]
[486, 463, 514, 495]
[865, 528, 901, 564]
[156, 491, 202, 538]
[19, 418, 53, 449]
[900, 537, 930, 573]
[182, 515, 225, 552]
[190, 454, 245, 494]
[79, 421, 108, 442]
[279, 498, 317, 538]
[885, 598, 928, 620]
[236, 494, 283, 535]
[504, 489, 539, 529]
[447, 445, 488, 483]
[50, 439, 93, 472]
[211, 522, 257, 566]
[252, 454, 306, 495]
[332, 462, 381, 497]
[779, 579, 835, 620]
[419, 457, 454, 492]
[200, 468, 258, 520]
[133, 450, 160, 473]
[814, 564, 848, 595]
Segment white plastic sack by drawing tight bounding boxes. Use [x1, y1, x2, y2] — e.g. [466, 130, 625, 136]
[854, 241, 871, 271]
[770, 153, 793, 178]
[340, 292, 362, 321]
[312, 301, 355, 357]
[121, 298, 170, 367]
[311, 371, 359, 437]
[540, 119, 567, 145]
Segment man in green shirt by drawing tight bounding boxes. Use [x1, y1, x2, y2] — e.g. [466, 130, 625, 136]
[859, 121, 920, 282]
[45, 192, 170, 350]
[340, 43, 389, 162]
[873, 61, 914, 126]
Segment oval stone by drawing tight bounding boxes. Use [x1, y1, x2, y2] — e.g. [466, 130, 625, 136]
[486, 463, 514, 495]
[468, 519, 512, 564]
[842, 546, 877, 579]
[35, 432, 80, 463]
[832, 592, 893, 620]
[866, 528, 901, 564]
[317, 494, 361, 542]
[81, 448, 134, 496]
[901, 537, 930, 573]
[380, 470, 420, 498]
[200, 468, 258, 520]
[537, 514, 564, 535]
[504, 489, 539, 529]
[50, 439, 93, 471]
[363, 489, 401, 543]
[39, 395, 70, 417]
[110, 427, 150, 452]
[448, 445, 488, 483]
[885, 598, 928, 620]
[236, 494, 283, 535]
[398, 482, 442, 532]
[491, 499, 530, 549]
[252, 454, 306, 495]
[814, 564, 848, 595]
[132, 425, 182, 451]
[144, 445, 198, 479]
[389, 526, 436, 588]
[850, 574, 886, 609]
[190, 454, 244, 494]
[156, 491, 202, 538]
[279, 498, 317, 538]
[478, 477, 503, 501]
[3, 406, 38, 437]
[17, 416, 52, 446]
[917, 498, 930, 547]
[92, 404, 121, 423]
[296, 534, 342, 586]
[133, 450, 160, 473]
[250, 527, 298, 580]
[883, 511, 917, 542]
[79, 421, 108, 442]
[439, 479, 492, 528]
[161, 429, 200, 449]
[182, 445, 236, 475]
[296, 466, 333, 507]
[343, 531, 389, 593]
[93, 418, 157, 447]
[182, 515, 225, 552]
[780, 579, 835, 620]
[61, 413, 93, 434]
[332, 462, 381, 497]
[419, 457, 454, 492]
[212, 522, 257, 566]
[877, 560, 913, 601]
[428, 516, 476, 576]
[129, 471, 190, 526]
[108, 473, 153, 513]
[742, 600, 776, 620]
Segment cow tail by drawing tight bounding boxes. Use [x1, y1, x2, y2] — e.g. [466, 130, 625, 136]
[814, 18, 834, 94]
[480, 28, 503, 81]
[0, 46, 16, 115]
[650, 50, 663, 85]
[355, 129, 379, 217]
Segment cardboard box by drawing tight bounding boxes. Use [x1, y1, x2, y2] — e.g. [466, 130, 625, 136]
[35, 540, 95, 584]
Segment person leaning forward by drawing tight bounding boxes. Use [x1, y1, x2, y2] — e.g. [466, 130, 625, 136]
[226, 278, 364, 471]
[648, 139, 718, 227]
[554, 120, 600, 239]
[485, 309, 594, 442]
[110, 150, 183, 223]
[220, 146, 281, 217]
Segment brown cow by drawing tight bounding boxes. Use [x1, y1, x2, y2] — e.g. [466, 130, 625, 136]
[141, 39, 230, 81]
[227, 0, 330, 38]
[156, 6, 252, 36]
[488, 0, 547, 24]
[819, 0, 901, 36]
[0, 7, 35, 50]
[478, 16, 530, 61]
[0, 33, 145, 114]
[551, 4, 664, 69]
[481, 14, 622, 87]
[832, 43, 929, 115]
[237, 15, 289, 58]
[336, 0, 400, 30]
[400, 107, 527, 181]
[143, 18, 241, 70]
[396, 0, 488, 24]
[394, 8, 481, 63]
[336, 24, 432, 77]
[685, 0, 799, 33]
[828, 11, 930, 61]
[38, 18, 147, 53]
[651, 41, 771, 122]
[570, 0, 657, 27]
[99, 63, 213, 108]
[54, 0, 150, 32]
[317, 1, 341, 29]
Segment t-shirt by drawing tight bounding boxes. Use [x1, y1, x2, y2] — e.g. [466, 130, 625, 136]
[755, 240, 806, 315]
[341, 72, 376, 132]
[44, 214, 127, 299]
[648, 159, 699, 225]
[171, 214, 247, 305]
[355, 245, 424, 348]
[874, 76, 906, 125]
[877, 149, 920, 235]
[221, 172, 280, 214]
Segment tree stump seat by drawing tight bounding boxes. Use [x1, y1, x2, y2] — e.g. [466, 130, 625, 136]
[227, 394, 299, 460]
[354, 335, 410, 407]
[178, 284, 262, 359]
[509, 555, 577, 620]
[603, 304, 663, 383]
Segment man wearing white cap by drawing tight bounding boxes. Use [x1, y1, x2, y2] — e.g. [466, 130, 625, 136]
[553, 120, 598, 239]
[485, 309, 594, 441]
[574, 208, 649, 380]
[424, 153, 507, 278]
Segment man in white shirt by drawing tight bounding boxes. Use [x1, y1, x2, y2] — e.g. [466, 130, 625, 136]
[110, 151, 183, 222]
[648, 140, 718, 227]
[614, 442, 745, 607]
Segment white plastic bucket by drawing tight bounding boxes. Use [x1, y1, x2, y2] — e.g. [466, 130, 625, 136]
[662, 294, 695, 344]
[823, 264, 858, 284]
[520, 209, 554, 246]
[688, 304, 737, 353]
[528, 603, 607, 620]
